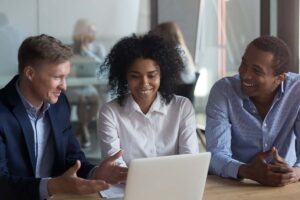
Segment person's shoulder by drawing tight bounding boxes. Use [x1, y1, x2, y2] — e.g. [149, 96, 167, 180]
[172, 94, 190, 103]
[282, 73, 300, 95]
[170, 94, 193, 108]
[210, 75, 239, 93]
[208, 75, 243, 102]
[285, 72, 300, 84]
[0, 75, 20, 105]
[100, 95, 127, 113]
[0, 87, 9, 103]
[0, 97, 8, 116]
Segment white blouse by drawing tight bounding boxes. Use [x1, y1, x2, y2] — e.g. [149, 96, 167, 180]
[97, 93, 199, 166]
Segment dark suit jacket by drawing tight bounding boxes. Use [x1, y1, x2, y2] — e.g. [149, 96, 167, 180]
[0, 75, 95, 200]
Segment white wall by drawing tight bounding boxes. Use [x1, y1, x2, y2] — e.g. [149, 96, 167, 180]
[38, 0, 141, 44]
[0, 0, 38, 36]
[0, 0, 146, 47]
[0, 0, 150, 77]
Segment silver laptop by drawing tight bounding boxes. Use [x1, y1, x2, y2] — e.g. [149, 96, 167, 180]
[101, 152, 211, 200]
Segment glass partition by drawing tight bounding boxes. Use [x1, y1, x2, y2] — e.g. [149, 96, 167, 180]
[0, 0, 150, 163]
[194, 0, 260, 128]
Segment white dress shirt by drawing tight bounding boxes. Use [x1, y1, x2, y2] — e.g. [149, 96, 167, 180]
[98, 93, 199, 166]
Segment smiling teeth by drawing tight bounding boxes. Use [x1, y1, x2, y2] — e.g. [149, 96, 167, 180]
[140, 90, 150, 94]
[243, 82, 254, 87]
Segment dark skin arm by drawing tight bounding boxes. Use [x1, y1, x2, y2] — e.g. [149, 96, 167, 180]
[270, 147, 300, 183]
[238, 147, 299, 186]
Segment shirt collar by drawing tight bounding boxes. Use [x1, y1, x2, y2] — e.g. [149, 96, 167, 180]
[124, 92, 168, 115]
[15, 80, 50, 118]
[239, 75, 285, 102]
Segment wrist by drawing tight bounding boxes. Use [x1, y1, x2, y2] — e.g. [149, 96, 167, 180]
[293, 167, 300, 181]
[238, 164, 252, 179]
[48, 177, 60, 195]
[93, 166, 104, 180]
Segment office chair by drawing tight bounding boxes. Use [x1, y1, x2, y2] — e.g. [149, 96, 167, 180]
[174, 72, 200, 104]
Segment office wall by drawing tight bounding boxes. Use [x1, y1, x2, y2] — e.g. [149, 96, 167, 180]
[0, 0, 152, 78]
[38, 0, 140, 43]
[0, 0, 38, 36]
[0, 0, 142, 45]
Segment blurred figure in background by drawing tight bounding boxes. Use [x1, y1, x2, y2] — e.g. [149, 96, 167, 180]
[67, 19, 106, 148]
[73, 18, 106, 63]
[150, 21, 198, 103]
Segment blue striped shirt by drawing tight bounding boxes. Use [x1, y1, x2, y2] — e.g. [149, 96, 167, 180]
[206, 72, 300, 178]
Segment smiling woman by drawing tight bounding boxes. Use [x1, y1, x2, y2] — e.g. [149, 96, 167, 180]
[97, 33, 199, 167]
[126, 58, 161, 113]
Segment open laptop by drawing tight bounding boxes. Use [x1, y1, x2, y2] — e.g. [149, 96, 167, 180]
[100, 152, 211, 200]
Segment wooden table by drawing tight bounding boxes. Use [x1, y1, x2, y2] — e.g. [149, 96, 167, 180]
[202, 175, 300, 200]
[52, 175, 300, 200]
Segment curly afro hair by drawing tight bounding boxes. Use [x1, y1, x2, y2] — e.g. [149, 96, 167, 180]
[100, 33, 184, 106]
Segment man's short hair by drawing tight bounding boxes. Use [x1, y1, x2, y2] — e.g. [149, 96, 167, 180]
[250, 35, 291, 75]
[18, 34, 73, 74]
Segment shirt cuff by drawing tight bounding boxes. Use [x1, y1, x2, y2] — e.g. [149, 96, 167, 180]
[115, 157, 127, 167]
[293, 162, 300, 168]
[224, 160, 244, 178]
[39, 177, 51, 200]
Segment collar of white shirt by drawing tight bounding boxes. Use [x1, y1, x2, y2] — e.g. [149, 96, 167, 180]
[124, 92, 168, 115]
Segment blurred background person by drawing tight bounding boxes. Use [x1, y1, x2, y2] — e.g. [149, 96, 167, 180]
[67, 18, 106, 148]
[150, 21, 198, 104]
[73, 18, 106, 63]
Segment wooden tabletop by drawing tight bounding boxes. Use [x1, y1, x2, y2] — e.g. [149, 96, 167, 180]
[52, 175, 300, 200]
[203, 175, 300, 200]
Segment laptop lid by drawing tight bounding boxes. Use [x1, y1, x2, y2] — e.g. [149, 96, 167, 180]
[124, 152, 211, 200]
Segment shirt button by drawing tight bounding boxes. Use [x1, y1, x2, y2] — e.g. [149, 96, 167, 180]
[263, 123, 267, 127]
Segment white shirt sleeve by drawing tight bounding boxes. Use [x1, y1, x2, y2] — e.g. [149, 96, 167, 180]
[178, 98, 199, 154]
[97, 103, 126, 167]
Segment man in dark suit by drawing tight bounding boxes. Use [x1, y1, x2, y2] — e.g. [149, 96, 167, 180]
[0, 34, 127, 200]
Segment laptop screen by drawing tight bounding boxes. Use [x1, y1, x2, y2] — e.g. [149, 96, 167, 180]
[100, 152, 211, 200]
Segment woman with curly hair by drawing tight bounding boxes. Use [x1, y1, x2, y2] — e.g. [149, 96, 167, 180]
[97, 33, 199, 167]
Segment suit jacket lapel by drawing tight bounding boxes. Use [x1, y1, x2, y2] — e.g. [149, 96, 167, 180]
[12, 104, 36, 172]
[5, 75, 36, 173]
